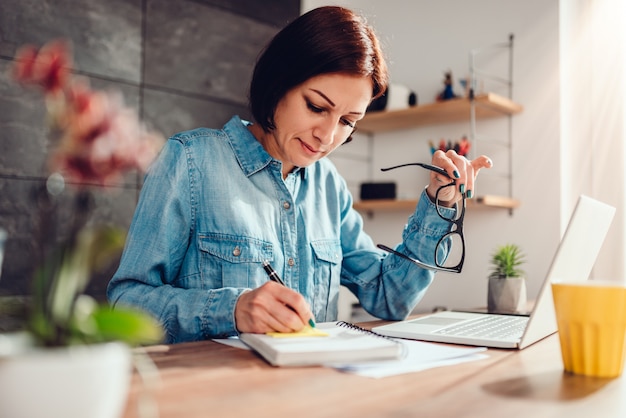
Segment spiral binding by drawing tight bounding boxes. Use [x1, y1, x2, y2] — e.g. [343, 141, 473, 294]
[336, 321, 397, 342]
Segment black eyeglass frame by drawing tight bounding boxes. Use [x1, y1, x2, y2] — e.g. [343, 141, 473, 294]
[377, 163, 466, 273]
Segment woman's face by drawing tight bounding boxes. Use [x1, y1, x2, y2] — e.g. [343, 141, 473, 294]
[256, 73, 373, 177]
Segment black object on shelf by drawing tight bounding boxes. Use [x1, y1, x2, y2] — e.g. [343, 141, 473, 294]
[359, 182, 396, 200]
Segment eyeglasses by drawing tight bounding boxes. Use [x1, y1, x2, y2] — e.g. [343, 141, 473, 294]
[377, 162, 466, 273]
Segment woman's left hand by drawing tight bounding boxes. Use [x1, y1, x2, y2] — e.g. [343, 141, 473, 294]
[426, 150, 493, 205]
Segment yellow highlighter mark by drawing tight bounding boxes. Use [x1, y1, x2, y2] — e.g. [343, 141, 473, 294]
[266, 326, 329, 338]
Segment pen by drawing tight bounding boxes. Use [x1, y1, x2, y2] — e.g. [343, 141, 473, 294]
[262, 260, 316, 328]
[262, 260, 286, 286]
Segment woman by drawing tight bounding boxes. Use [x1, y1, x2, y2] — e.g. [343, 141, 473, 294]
[107, 6, 492, 343]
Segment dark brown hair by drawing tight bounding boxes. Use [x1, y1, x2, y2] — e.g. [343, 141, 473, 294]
[249, 6, 388, 132]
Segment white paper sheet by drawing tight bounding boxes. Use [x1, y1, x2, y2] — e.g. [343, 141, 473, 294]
[324, 339, 488, 378]
[213, 335, 488, 378]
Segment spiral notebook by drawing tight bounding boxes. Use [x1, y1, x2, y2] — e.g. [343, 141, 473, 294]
[239, 321, 405, 366]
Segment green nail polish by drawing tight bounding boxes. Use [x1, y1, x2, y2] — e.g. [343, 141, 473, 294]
[308, 318, 316, 328]
[467, 190, 473, 198]
[453, 170, 460, 179]
[460, 184, 465, 194]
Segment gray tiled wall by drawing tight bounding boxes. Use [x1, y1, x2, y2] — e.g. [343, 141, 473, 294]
[0, 0, 299, 297]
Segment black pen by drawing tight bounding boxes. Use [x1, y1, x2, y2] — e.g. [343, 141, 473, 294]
[262, 260, 316, 328]
[262, 260, 286, 286]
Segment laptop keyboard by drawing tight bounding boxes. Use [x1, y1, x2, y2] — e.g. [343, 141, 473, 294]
[433, 315, 529, 340]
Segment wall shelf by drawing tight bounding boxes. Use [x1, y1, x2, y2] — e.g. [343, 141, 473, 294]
[353, 36, 521, 215]
[353, 195, 521, 213]
[357, 93, 522, 134]
[352, 94, 522, 214]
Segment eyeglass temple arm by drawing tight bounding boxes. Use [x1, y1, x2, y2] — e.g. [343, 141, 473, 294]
[380, 162, 453, 179]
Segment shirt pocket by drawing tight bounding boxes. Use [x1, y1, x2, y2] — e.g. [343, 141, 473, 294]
[198, 233, 273, 288]
[310, 239, 342, 318]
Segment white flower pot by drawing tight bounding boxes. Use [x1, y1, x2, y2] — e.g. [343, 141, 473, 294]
[0, 333, 132, 418]
[487, 276, 527, 314]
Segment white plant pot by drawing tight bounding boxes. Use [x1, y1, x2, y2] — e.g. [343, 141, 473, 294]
[0, 333, 132, 418]
[487, 276, 527, 314]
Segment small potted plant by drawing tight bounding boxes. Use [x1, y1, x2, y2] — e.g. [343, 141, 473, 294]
[0, 39, 164, 418]
[487, 243, 527, 314]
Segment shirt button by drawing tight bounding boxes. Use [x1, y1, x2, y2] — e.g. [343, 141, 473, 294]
[233, 246, 241, 256]
[288, 258, 295, 266]
[283, 201, 291, 210]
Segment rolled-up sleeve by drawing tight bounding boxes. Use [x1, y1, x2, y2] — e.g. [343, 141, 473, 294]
[340, 188, 454, 320]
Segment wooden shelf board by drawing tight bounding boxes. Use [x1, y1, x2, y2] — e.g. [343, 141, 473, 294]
[472, 194, 521, 209]
[358, 93, 523, 133]
[353, 195, 520, 212]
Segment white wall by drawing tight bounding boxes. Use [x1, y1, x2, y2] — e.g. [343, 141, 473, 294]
[302, 0, 625, 313]
[560, 0, 626, 282]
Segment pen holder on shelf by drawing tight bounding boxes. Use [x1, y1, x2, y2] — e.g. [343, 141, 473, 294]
[429, 136, 470, 157]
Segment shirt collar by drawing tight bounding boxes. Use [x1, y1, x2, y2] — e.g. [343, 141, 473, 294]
[223, 115, 307, 180]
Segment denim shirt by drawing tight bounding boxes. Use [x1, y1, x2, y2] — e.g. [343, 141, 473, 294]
[107, 116, 453, 343]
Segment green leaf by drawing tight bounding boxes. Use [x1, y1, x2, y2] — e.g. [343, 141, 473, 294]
[88, 306, 164, 346]
[28, 225, 131, 347]
[84, 227, 127, 272]
[50, 226, 125, 324]
[489, 243, 526, 279]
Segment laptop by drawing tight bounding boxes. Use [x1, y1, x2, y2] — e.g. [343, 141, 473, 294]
[373, 195, 616, 349]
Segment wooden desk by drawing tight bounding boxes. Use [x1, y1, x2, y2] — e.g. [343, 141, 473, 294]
[122, 324, 626, 418]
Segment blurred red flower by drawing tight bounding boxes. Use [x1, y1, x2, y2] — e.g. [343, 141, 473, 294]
[8, 39, 167, 350]
[13, 40, 72, 95]
[12, 39, 164, 186]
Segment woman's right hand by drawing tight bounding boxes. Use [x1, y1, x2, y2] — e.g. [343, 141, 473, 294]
[234, 282, 314, 333]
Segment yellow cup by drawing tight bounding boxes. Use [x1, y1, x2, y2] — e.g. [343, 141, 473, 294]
[552, 280, 626, 378]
